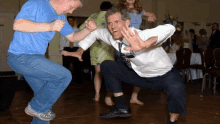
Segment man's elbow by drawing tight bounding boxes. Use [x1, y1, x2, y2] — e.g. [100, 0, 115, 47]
[68, 38, 75, 43]
[67, 33, 77, 42]
[13, 21, 19, 30]
[169, 24, 176, 32]
[13, 20, 24, 31]
[166, 24, 176, 34]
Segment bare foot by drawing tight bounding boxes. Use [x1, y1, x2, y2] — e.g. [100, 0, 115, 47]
[130, 99, 144, 105]
[93, 94, 100, 101]
[105, 97, 114, 106]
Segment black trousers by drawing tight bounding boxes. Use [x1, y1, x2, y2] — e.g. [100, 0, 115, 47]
[100, 60, 186, 116]
[62, 47, 82, 84]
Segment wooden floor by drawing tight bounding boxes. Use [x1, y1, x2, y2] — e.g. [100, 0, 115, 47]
[0, 79, 220, 124]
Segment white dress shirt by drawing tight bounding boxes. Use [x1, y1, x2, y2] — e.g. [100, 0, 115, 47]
[78, 24, 176, 77]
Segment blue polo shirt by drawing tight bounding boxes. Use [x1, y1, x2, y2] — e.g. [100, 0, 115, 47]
[8, 0, 74, 55]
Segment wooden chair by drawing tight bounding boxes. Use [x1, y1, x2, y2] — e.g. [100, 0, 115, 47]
[201, 48, 217, 94]
[81, 49, 94, 83]
[174, 48, 192, 83]
[189, 48, 205, 74]
[0, 71, 17, 111]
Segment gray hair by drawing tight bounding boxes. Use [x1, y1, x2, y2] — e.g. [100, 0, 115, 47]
[105, 6, 130, 21]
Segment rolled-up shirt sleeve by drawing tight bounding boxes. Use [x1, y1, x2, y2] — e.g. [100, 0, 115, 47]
[140, 24, 176, 45]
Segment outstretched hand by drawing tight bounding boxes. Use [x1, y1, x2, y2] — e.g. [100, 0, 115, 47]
[61, 51, 83, 61]
[69, 52, 83, 61]
[147, 13, 157, 22]
[121, 26, 146, 51]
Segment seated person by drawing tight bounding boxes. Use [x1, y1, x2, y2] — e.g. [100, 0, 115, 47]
[183, 30, 193, 50]
[197, 29, 208, 51]
[163, 23, 185, 53]
[171, 30, 186, 52]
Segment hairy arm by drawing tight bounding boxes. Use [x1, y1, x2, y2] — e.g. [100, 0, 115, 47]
[65, 29, 112, 60]
[66, 20, 97, 43]
[123, 24, 175, 51]
[144, 36, 158, 48]
[13, 19, 50, 32]
[65, 27, 91, 42]
[13, 19, 65, 32]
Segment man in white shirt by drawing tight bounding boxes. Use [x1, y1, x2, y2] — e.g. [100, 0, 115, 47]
[74, 7, 186, 124]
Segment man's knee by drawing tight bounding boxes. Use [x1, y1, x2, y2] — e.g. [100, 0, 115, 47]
[66, 69, 72, 80]
[167, 81, 185, 97]
[60, 69, 72, 86]
[100, 60, 112, 71]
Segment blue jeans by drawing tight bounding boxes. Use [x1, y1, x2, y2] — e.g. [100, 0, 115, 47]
[7, 53, 72, 124]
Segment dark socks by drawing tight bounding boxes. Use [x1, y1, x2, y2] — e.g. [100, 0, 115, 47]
[115, 95, 128, 109]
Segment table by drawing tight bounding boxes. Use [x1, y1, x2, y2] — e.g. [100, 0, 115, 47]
[167, 53, 203, 80]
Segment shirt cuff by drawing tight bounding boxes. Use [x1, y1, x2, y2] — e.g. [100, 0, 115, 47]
[78, 42, 89, 51]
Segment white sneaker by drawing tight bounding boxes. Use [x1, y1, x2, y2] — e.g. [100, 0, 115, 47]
[25, 104, 55, 121]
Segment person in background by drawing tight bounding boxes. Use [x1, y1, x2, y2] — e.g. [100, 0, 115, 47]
[208, 23, 220, 48]
[59, 16, 83, 84]
[79, 1, 115, 105]
[197, 29, 208, 51]
[170, 23, 185, 51]
[115, 0, 156, 29]
[189, 29, 199, 52]
[6, 0, 97, 124]
[207, 23, 220, 91]
[183, 30, 193, 51]
[112, 0, 157, 105]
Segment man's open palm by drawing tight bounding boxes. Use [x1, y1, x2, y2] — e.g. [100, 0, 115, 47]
[121, 26, 146, 51]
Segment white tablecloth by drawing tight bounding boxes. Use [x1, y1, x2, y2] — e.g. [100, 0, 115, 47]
[167, 53, 203, 80]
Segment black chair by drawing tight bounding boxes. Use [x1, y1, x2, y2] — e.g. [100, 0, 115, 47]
[174, 48, 192, 83]
[201, 48, 215, 92]
[201, 48, 220, 95]
[0, 72, 17, 111]
[81, 49, 94, 83]
[189, 48, 205, 75]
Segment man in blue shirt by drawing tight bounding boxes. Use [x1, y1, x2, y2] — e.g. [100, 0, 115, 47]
[7, 0, 97, 124]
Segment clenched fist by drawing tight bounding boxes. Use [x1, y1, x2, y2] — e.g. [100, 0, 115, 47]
[85, 20, 98, 32]
[49, 20, 66, 32]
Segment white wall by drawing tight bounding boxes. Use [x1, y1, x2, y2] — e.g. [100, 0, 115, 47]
[0, 12, 14, 71]
[2, 0, 219, 24]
